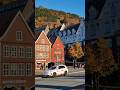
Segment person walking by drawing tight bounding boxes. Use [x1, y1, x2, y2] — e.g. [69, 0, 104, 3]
[73, 60, 75, 69]
[43, 63, 45, 70]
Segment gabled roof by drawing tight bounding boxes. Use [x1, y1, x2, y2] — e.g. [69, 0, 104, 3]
[35, 30, 43, 40]
[48, 31, 57, 46]
[35, 31, 51, 45]
[0, 11, 35, 39]
[50, 36, 64, 48]
[60, 23, 80, 36]
[87, 0, 106, 19]
[0, 0, 35, 35]
[0, 11, 17, 37]
[65, 23, 80, 31]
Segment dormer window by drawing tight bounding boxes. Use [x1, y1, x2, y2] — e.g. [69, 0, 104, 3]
[72, 28, 76, 34]
[16, 31, 23, 41]
[67, 29, 71, 35]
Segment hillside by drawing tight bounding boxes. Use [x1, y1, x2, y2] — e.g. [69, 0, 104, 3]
[35, 6, 80, 29]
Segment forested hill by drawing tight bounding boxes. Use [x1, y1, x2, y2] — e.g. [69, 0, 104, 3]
[35, 6, 81, 29]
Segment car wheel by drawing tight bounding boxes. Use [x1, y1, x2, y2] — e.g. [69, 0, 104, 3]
[53, 72, 56, 77]
[64, 71, 67, 76]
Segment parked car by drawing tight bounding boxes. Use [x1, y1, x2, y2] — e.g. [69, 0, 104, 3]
[42, 64, 68, 77]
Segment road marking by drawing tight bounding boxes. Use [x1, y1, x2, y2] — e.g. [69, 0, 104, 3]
[68, 71, 85, 75]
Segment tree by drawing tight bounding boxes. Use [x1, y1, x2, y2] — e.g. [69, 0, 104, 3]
[86, 38, 118, 90]
[85, 43, 96, 74]
[67, 42, 84, 61]
[93, 38, 117, 77]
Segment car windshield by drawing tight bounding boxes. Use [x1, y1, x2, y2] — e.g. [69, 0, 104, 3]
[49, 66, 56, 70]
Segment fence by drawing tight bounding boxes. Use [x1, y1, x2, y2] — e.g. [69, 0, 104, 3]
[85, 85, 120, 90]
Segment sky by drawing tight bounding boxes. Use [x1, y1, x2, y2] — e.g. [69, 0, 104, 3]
[35, 0, 85, 17]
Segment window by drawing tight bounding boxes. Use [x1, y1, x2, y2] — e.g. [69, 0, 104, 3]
[16, 31, 23, 41]
[54, 54, 62, 59]
[3, 45, 33, 58]
[18, 47, 24, 58]
[18, 64, 25, 76]
[49, 66, 56, 70]
[3, 64, 9, 75]
[26, 63, 32, 76]
[39, 53, 49, 59]
[11, 46, 17, 57]
[54, 49, 62, 54]
[58, 66, 65, 69]
[39, 45, 49, 51]
[25, 47, 32, 58]
[3, 46, 11, 57]
[3, 63, 26, 76]
[10, 64, 17, 76]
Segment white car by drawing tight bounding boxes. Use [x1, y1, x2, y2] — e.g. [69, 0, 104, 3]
[43, 65, 68, 77]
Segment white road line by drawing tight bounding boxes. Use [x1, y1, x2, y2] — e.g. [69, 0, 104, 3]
[68, 71, 85, 75]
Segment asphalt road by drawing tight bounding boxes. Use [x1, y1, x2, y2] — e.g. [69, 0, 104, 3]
[35, 68, 85, 90]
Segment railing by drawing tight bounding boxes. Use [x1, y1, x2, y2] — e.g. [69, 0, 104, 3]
[85, 85, 120, 90]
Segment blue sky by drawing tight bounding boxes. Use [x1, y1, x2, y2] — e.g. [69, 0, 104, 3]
[35, 0, 85, 17]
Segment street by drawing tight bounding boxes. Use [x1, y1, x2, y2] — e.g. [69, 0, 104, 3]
[35, 67, 85, 90]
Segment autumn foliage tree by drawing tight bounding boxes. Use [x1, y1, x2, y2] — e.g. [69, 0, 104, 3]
[67, 42, 84, 61]
[86, 38, 118, 89]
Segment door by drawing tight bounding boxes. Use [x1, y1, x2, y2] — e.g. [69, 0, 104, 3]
[58, 66, 65, 75]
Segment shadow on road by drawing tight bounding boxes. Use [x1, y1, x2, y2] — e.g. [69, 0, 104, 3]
[35, 84, 85, 90]
[67, 75, 85, 77]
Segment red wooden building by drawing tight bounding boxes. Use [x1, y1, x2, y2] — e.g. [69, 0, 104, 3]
[35, 31, 51, 70]
[51, 36, 64, 64]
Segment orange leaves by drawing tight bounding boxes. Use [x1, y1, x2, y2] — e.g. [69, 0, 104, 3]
[86, 38, 118, 77]
[67, 42, 84, 59]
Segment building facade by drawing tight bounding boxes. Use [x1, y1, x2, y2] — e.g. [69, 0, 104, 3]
[86, 0, 120, 63]
[0, 11, 35, 90]
[56, 19, 85, 47]
[35, 31, 51, 70]
[51, 36, 64, 64]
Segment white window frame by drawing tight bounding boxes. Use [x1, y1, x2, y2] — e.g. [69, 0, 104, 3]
[18, 46, 25, 58]
[3, 63, 26, 76]
[11, 46, 17, 57]
[25, 47, 32, 58]
[16, 31, 23, 41]
[26, 63, 32, 76]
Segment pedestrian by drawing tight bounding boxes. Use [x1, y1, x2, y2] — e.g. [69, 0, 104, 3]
[39, 64, 42, 70]
[43, 63, 45, 70]
[77, 63, 79, 69]
[73, 60, 75, 69]
[41, 65, 43, 70]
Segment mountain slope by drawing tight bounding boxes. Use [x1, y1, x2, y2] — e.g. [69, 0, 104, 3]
[35, 7, 81, 29]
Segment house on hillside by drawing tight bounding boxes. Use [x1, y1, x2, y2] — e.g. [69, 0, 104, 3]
[35, 31, 51, 70]
[0, 11, 35, 90]
[50, 36, 64, 65]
